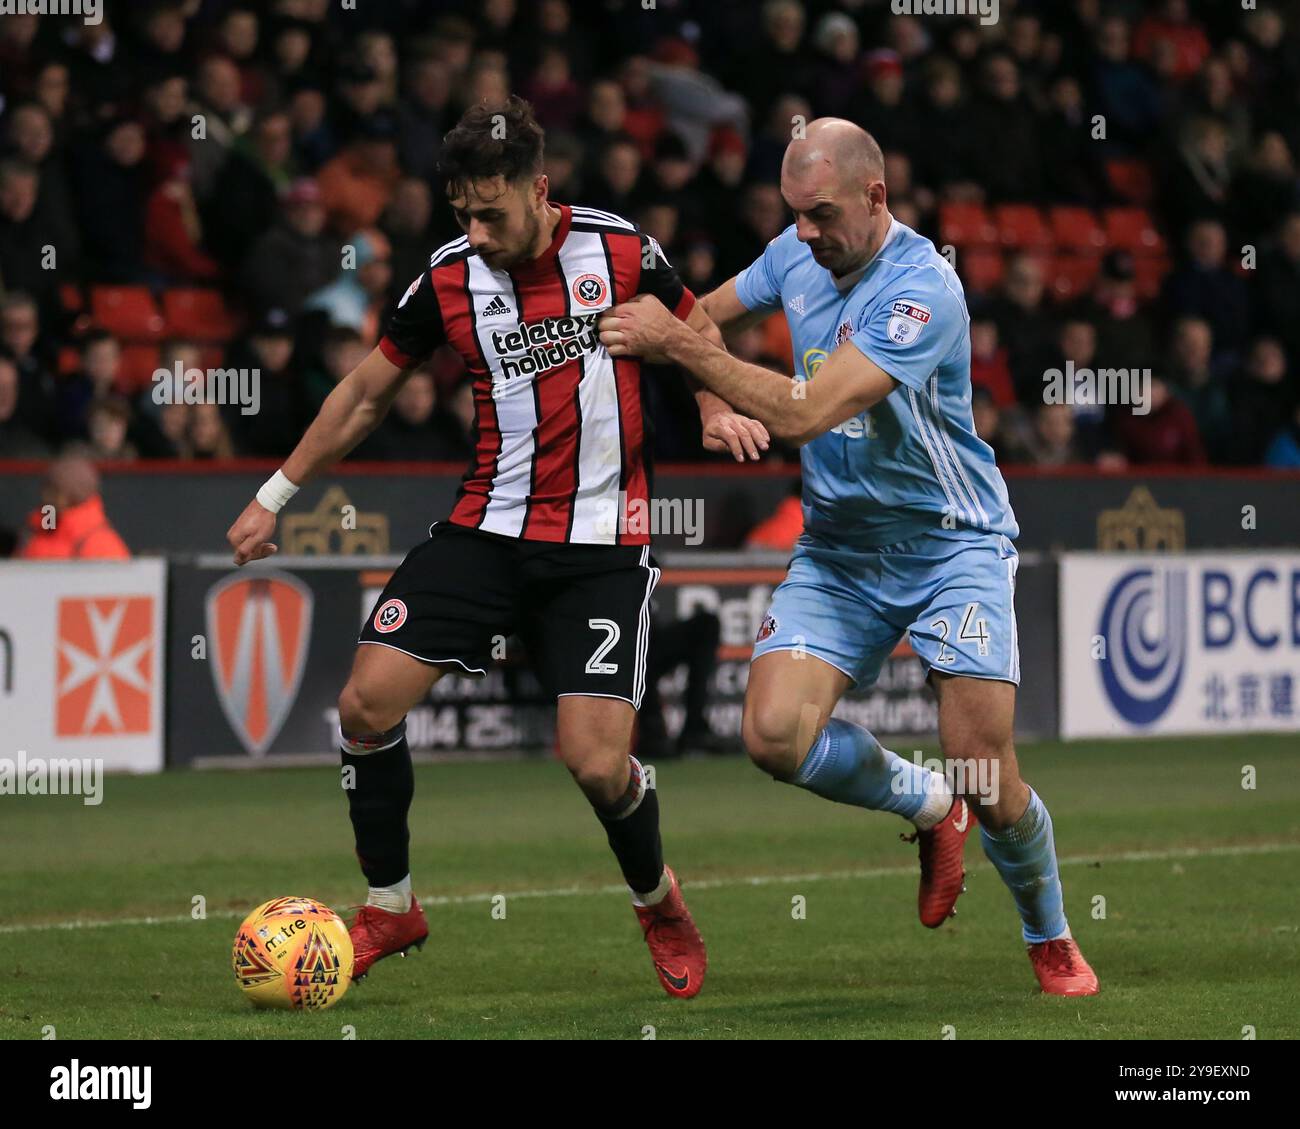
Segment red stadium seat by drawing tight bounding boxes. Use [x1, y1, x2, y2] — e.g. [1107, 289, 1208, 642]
[162, 288, 241, 342]
[1049, 207, 1107, 252]
[958, 247, 1005, 293]
[1105, 158, 1155, 205]
[1133, 254, 1171, 301]
[993, 204, 1051, 249]
[59, 284, 85, 313]
[1104, 208, 1166, 255]
[90, 285, 165, 341]
[57, 345, 79, 375]
[1047, 253, 1102, 303]
[118, 344, 163, 393]
[939, 202, 997, 248]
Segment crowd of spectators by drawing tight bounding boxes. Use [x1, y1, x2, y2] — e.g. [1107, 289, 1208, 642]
[2, 0, 1300, 470]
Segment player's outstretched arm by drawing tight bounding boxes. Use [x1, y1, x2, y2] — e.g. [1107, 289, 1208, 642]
[225, 346, 410, 565]
[682, 299, 771, 461]
[599, 294, 897, 447]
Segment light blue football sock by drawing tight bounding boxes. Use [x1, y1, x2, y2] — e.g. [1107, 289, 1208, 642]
[789, 718, 952, 827]
[979, 788, 1069, 944]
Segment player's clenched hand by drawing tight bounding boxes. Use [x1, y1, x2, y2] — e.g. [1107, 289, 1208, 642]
[598, 294, 682, 363]
[703, 411, 771, 462]
[227, 499, 279, 566]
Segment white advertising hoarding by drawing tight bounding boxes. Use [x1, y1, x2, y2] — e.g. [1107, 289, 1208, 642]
[0, 559, 167, 772]
[1060, 553, 1300, 738]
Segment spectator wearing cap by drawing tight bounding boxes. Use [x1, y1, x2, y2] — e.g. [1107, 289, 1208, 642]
[302, 229, 392, 343]
[334, 60, 390, 143]
[644, 131, 701, 232]
[143, 153, 221, 284]
[317, 114, 400, 235]
[849, 49, 919, 159]
[204, 108, 296, 269]
[225, 310, 303, 458]
[240, 177, 336, 315]
[17, 452, 130, 561]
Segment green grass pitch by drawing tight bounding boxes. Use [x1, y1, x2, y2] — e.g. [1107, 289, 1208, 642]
[1, 735, 1297, 1040]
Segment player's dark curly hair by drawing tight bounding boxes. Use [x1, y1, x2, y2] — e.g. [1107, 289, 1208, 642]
[439, 96, 545, 195]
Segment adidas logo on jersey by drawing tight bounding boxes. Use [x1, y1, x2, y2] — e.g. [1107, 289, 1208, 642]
[480, 295, 514, 317]
[788, 294, 806, 316]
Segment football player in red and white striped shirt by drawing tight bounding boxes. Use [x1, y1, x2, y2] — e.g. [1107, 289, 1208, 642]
[227, 96, 767, 999]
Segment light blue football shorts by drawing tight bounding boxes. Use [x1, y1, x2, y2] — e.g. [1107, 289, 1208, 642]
[752, 526, 1021, 688]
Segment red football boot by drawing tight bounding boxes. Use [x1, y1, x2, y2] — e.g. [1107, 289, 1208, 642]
[633, 867, 707, 999]
[348, 897, 429, 980]
[903, 795, 974, 928]
[1028, 936, 1099, 996]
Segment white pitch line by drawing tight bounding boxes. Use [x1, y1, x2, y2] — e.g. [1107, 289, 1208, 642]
[1, 841, 1296, 936]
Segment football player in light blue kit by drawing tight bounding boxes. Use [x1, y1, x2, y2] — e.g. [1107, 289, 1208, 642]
[599, 118, 1098, 995]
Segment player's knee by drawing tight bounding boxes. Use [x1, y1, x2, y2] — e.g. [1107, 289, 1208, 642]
[557, 716, 634, 806]
[942, 733, 1026, 829]
[337, 681, 401, 738]
[741, 704, 801, 779]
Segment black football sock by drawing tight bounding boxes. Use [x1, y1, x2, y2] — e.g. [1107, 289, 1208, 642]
[593, 756, 664, 897]
[339, 721, 414, 889]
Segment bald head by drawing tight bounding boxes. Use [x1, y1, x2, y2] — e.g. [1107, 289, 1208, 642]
[783, 117, 884, 186]
[780, 118, 890, 276]
[46, 452, 100, 508]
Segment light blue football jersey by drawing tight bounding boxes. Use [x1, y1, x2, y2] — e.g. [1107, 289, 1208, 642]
[735, 217, 1018, 546]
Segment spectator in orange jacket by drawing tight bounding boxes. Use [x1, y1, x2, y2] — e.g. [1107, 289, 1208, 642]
[746, 479, 804, 552]
[17, 452, 130, 560]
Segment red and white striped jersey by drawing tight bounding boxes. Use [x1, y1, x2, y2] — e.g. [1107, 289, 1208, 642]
[378, 204, 696, 545]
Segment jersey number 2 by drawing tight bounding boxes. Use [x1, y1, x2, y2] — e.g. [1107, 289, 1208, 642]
[585, 619, 620, 675]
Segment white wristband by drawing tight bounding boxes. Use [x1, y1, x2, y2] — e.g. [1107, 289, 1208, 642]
[256, 469, 300, 514]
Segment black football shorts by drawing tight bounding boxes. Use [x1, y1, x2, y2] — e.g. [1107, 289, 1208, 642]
[357, 522, 661, 708]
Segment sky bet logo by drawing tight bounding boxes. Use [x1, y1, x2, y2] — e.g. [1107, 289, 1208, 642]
[490, 313, 601, 380]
